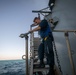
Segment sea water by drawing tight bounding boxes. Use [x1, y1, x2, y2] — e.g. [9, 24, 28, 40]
[0, 60, 25, 75]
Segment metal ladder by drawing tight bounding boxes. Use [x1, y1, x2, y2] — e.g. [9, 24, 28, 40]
[19, 30, 76, 75]
[29, 31, 63, 75]
[29, 24, 62, 75]
[29, 32, 50, 75]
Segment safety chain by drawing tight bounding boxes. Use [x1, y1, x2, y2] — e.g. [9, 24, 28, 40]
[53, 41, 63, 75]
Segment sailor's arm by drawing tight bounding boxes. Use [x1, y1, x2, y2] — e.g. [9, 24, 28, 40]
[29, 26, 41, 33]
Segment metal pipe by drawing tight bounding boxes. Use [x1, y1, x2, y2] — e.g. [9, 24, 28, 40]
[64, 32, 75, 75]
[32, 10, 51, 13]
[53, 30, 76, 32]
[29, 25, 34, 75]
[25, 35, 29, 75]
[19, 33, 29, 75]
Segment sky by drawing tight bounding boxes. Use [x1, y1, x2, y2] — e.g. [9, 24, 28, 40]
[0, 0, 76, 63]
[0, 0, 76, 74]
[0, 0, 49, 60]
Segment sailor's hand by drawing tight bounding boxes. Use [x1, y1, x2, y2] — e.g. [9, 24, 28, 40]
[28, 30, 33, 33]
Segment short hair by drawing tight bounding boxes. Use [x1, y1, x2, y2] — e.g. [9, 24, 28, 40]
[33, 17, 39, 22]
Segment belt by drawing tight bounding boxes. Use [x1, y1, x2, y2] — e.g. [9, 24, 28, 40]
[44, 36, 48, 41]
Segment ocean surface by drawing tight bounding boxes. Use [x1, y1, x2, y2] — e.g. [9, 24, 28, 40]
[0, 60, 26, 75]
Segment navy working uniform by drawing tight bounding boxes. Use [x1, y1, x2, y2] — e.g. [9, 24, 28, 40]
[38, 19, 55, 75]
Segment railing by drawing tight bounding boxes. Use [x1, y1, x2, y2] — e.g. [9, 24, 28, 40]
[19, 29, 76, 75]
[53, 30, 76, 75]
[19, 32, 29, 75]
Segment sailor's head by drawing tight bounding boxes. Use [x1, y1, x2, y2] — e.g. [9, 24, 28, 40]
[33, 17, 41, 25]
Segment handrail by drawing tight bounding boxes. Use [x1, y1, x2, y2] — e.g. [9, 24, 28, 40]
[53, 30, 76, 32]
[64, 32, 75, 75]
[19, 32, 29, 75]
[19, 29, 76, 75]
[52, 30, 76, 75]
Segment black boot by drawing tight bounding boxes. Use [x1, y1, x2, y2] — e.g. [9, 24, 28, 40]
[38, 60, 45, 68]
[47, 70, 55, 75]
[35, 60, 45, 68]
[47, 65, 55, 75]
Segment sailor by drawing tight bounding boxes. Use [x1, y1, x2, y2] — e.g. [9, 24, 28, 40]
[29, 17, 55, 75]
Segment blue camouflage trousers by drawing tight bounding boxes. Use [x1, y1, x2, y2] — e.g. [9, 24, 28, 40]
[38, 36, 55, 67]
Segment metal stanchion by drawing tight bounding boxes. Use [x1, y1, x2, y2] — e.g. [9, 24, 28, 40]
[25, 35, 28, 75]
[64, 32, 75, 75]
[19, 33, 29, 75]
